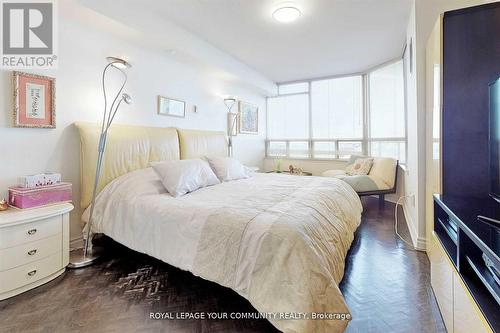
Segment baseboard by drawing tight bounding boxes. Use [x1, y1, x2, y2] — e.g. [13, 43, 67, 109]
[400, 203, 428, 250]
[400, 202, 419, 247]
[416, 236, 427, 250]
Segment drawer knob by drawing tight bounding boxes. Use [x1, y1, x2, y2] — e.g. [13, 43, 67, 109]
[27, 270, 37, 277]
[27, 229, 37, 235]
[27, 249, 37, 256]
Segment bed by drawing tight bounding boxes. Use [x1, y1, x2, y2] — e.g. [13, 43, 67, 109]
[75, 122, 363, 333]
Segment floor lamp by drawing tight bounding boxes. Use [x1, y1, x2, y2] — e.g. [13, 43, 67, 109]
[225, 97, 237, 157]
[68, 57, 132, 268]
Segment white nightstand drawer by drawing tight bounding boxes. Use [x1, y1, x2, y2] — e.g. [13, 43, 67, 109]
[0, 234, 62, 271]
[0, 251, 62, 294]
[0, 215, 61, 249]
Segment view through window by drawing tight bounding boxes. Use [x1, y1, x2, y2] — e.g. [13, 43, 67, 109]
[266, 59, 406, 163]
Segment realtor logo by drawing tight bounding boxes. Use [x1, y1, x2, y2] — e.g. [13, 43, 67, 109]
[1, 0, 57, 68]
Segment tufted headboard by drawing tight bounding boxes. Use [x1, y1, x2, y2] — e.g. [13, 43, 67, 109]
[75, 122, 228, 209]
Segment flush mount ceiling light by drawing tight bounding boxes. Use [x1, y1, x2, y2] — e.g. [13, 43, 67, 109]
[272, 4, 301, 23]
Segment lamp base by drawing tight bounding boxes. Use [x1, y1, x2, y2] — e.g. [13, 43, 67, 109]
[67, 246, 102, 269]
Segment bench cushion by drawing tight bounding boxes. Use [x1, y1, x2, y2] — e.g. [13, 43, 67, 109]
[322, 172, 391, 192]
[321, 156, 397, 193]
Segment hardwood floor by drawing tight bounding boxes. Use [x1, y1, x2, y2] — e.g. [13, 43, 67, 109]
[0, 197, 445, 333]
[341, 198, 445, 333]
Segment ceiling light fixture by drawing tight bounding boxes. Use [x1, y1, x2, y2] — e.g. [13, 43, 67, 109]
[272, 4, 301, 23]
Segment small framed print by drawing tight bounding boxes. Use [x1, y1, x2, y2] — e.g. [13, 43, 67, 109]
[13, 71, 56, 128]
[238, 101, 258, 134]
[158, 95, 186, 118]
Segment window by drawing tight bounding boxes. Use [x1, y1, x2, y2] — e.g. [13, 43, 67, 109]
[267, 93, 309, 157]
[338, 141, 363, 159]
[267, 94, 309, 140]
[266, 59, 407, 163]
[313, 141, 336, 159]
[310, 76, 363, 159]
[311, 76, 363, 140]
[370, 141, 406, 162]
[289, 141, 309, 158]
[368, 60, 406, 163]
[278, 82, 309, 95]
[267, 141, 287, 157]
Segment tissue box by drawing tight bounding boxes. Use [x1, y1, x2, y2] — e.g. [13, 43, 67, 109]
[18, 173, 61, 188]
[8, 183, 72, 209]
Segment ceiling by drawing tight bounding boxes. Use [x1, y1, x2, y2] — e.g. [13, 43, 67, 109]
[144, 0, 413, 83]
[81, 0, 413, 83]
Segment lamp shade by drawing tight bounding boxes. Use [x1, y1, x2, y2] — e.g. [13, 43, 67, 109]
[224, 97, 236, 111]
[106, 56, 132, 69]
[122, 93, 132, 104]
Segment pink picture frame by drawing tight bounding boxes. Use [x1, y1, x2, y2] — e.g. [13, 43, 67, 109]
[13, 71, 56, 128]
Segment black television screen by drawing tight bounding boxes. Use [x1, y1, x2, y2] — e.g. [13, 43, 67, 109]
[490, 77, 500, 203]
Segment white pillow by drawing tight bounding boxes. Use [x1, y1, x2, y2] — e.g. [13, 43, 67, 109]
[206, 157, 250, 182]
[151, 159, 220, 197]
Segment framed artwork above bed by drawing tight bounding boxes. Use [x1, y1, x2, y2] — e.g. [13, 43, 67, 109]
[158, 95, 186, 118]
[238, 101, 258, 134]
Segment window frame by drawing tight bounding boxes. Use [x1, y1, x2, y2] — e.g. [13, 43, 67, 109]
[266, 57, 407, 164]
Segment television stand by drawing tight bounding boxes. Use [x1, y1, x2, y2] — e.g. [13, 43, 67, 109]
[432, 194, 499, 332]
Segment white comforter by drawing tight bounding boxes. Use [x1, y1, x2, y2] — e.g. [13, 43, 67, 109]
[85, 168, 362, 333]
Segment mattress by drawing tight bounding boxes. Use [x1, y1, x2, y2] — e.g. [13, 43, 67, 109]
[84, 168, 363, 333]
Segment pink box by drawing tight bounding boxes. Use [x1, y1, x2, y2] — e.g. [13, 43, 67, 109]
[8, 183, 72, 209]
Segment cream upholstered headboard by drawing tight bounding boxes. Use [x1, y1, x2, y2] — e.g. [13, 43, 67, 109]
[177, 128, 227, 159]
[75, 122, 180, 209]
[75, 123, 228, 209]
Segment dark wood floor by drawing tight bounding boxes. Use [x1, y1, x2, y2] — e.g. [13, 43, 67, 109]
[341, 198, 445, 333]
[0, 197, 445, 333]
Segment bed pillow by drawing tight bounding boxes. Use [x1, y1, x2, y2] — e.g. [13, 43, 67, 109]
[346, 158, 374, 176]
[206, 157, 251, 182]
[151, 159, 220, 197]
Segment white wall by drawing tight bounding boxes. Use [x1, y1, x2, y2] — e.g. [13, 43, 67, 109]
[403, 1, 424, 248]
[0, 1, 276, 241]
[403, 0, 496, 249]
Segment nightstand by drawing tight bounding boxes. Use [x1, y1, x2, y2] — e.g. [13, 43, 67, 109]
[0, 203, 73, 300]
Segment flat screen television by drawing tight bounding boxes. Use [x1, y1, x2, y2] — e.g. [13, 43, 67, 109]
[490, 77, 500, 203]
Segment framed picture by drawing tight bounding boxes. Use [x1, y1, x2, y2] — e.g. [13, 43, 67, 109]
[158, 95, 185, 118]
[13, 71, 56, 128]
[238, 101, 258, 134]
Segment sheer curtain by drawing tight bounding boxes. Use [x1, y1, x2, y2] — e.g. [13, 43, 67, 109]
[267, 93, 309, 157]
[311, 76, 363, 158]
[368, 60, 406, 162]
